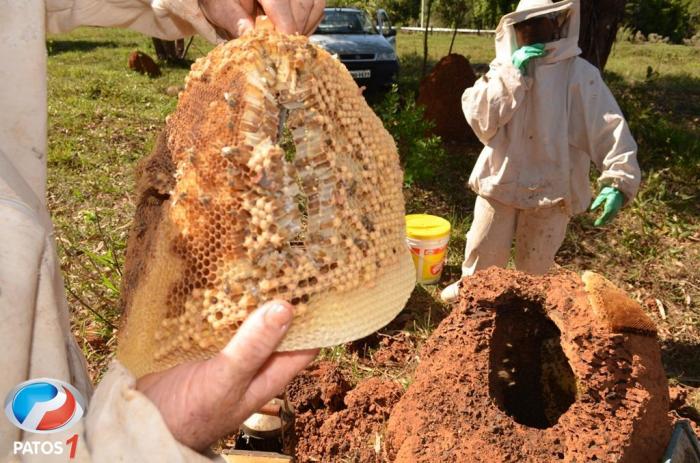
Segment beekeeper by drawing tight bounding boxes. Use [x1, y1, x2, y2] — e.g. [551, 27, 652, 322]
[0, 0, 323, 460]
[441, 0, 640, 303]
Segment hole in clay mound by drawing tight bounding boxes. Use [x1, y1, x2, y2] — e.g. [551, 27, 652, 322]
[488, 295, 576, 429]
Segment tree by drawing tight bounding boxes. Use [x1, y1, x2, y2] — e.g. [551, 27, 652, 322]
[422, 0, 436, 76]
[385, 0, 423, 25]
[436, 0, 474, 54]
[462, 0, 629, 71]
[469, 0, 517, 29]
[400, 0, 631, 73]
[624, 0, 693, 43]
[578, 0, 628, 70]
[327, 0, 421, 26]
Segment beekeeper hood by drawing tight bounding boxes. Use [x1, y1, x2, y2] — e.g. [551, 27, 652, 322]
[494, 0, 581, 64]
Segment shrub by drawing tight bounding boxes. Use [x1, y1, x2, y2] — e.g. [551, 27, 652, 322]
[683, 32, 700, 46]
[373, 85, 446, 186]
[624, 0, 694, 43]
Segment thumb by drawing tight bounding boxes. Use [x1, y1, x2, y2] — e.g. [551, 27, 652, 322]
[258, 0, 298, 34]
[215, 301, 294, 381]
[236, 16, 255, 36]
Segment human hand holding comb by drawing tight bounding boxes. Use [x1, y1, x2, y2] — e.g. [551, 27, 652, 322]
[135, 301, 318, 452]
[122, 18, 415, 451]
[198, 0, 325, 39]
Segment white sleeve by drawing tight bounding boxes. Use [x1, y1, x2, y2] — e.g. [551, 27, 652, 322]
[46, 0, 219, 43]
[0, 157, 222, 462]
[461, 60, 530, 144]
[571, 60, 640, 205]
[84, 362, 225, 463]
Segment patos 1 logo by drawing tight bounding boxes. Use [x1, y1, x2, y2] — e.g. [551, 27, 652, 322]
[4, 378, 86, 458]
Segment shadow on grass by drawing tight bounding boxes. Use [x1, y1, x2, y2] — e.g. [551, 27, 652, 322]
[608, 73, 700, 163]
[393, 52, 487, 219]
[404, 140, 479, 219]
[47, 39, 121, 55]
[662, 339, 700, 386]
[606, 71, 700, 218]
[345, 284, 451, 359]
[158, 57, 196, 70]
[441, 262, 466, 288]
[395, 284, 453, 334]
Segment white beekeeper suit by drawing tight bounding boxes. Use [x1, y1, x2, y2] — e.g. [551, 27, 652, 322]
[0, 1, 224, 461]
[453, 0, 640, 285]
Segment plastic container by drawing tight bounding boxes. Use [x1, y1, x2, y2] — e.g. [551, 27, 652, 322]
[663, 421, 700, 463]
[405, 214, 451, 284]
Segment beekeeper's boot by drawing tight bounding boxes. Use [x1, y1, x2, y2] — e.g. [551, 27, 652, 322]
[440, 280, 461, 303]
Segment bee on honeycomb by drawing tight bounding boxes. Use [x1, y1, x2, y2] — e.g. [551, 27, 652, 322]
[118, 19, 416, 377]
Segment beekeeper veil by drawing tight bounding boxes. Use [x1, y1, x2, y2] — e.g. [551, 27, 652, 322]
[494, 0, 580, 64]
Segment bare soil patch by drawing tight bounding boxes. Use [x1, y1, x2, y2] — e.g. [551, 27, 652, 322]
[286, 268, 675, 462]
[285, 361, 402, 462]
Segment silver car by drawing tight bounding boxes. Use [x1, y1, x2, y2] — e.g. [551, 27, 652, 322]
[310, 8, 399, 92]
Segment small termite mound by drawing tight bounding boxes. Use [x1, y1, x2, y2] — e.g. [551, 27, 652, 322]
[488, 295, 576, 429]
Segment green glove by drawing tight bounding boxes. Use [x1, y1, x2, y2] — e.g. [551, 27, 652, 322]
[590, 186, 624, 227]
[511, 43, 547, 74]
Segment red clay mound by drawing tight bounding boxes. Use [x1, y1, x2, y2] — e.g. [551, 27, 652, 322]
[416, 54, 477, 143]
[347, 331, 416, 367]
[285, 361, 403, 462]
[127, 50, 161, 77]
[669, 384, 700, 435]
[386, 268, 671, 463]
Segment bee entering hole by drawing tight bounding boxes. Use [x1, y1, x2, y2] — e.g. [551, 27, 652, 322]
[488, 295, 577, 429]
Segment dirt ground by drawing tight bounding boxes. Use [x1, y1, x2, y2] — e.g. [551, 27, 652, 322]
[285, 361, 402, 462]
[282, 268, 697, 462]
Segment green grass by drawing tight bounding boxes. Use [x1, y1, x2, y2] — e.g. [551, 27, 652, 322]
[396, 30, 495, 63]
[46, 28, 215, 378]
[46, 27, 699, 397]
[607, 40, 700, 80]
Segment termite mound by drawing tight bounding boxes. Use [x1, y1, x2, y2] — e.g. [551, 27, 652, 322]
[386, 268, 671, 463]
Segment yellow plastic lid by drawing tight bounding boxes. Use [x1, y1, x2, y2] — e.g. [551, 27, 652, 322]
[405, 214, 451, 240]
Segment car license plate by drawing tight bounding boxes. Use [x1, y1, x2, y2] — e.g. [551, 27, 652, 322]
[350, 69, 371, 79]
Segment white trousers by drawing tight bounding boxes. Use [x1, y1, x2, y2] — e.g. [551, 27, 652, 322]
[461, 195, 571, 276]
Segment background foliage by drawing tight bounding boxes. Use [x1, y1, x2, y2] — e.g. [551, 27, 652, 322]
[624, 0, 697, 42]
[327, 0, 699, 41]
[373, 85, 446, 185]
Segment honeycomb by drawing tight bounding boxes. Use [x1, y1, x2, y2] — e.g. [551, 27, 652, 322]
[118, 19, 416, 377]
[581, 271, 657, 336]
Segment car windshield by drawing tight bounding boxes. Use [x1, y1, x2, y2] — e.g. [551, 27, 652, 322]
[316, 10, 377, 35]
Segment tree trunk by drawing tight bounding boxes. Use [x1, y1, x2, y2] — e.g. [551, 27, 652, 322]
[578, 0, 628, 70]
[449, 23, 459, 54]
[422, 0, 434, 77]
